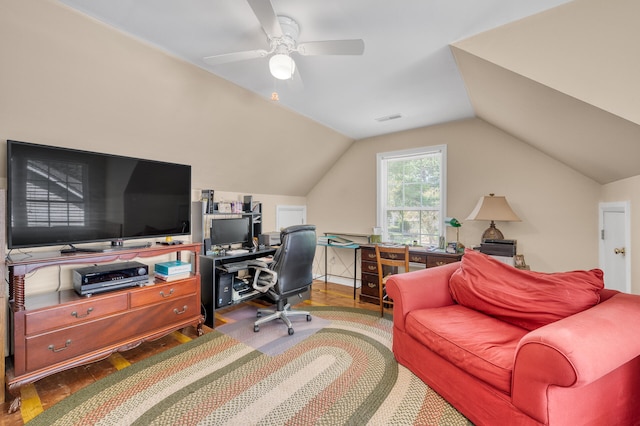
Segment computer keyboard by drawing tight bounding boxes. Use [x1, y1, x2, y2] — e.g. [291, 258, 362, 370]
[226, 249, 249, 255]
[223, 261, 249, 273]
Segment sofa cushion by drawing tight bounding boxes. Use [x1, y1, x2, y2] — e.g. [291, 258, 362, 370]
[449, 249, 604, 331]
[406, 305, 527, 394]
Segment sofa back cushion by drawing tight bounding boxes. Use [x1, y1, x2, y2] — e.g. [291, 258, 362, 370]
[449, 249, 604, 330]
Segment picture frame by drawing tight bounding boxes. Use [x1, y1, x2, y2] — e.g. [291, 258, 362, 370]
[446, 242, 458, 254]
[514, 254, 526, 268]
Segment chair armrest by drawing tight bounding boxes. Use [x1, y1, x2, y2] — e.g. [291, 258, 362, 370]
[512, 292, 640, 423]
[386, 261, 460, 332]
[251, 267, 278, 293]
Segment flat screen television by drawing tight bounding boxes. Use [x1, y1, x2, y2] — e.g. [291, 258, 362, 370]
[210, 217, 251, 248]
[7, 140, 191, 250]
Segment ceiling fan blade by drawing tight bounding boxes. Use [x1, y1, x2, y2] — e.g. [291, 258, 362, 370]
[297, 39, 365, 56]
[203, 49, 269, 65]
[247, 0, 282, 38]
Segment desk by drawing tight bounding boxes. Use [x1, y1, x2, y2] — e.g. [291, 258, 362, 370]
[200, 247, 277, 327]
[318, 237, 361, 299]
[359, 244, 462, 305]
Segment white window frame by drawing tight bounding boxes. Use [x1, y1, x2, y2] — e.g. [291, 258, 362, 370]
[376, 145, 447, 244]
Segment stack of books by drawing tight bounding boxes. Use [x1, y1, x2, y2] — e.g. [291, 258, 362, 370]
[154, 260, 192, 282]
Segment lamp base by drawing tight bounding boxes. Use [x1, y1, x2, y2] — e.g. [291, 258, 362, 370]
[481, 221, 504, 242]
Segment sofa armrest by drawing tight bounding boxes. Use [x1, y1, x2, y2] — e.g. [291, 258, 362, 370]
[386, 261, 460, 332]
[512, 292, 640, 423]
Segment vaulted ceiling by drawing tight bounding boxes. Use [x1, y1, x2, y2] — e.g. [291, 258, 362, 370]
[452, 0, 640, 184]
[40, 0, 640, 185]
[55, 0, 574, 140]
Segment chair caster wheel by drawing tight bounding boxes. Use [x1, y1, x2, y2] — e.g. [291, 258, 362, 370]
[254, 325, 260, 332]
[288, 328, 294, 336]
[306, 315, 312, 322]
[256, 312, 262, 318]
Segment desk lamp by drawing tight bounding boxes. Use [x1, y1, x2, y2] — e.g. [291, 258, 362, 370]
[466, 193, 520, 241]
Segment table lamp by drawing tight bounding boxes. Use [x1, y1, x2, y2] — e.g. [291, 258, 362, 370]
[466, 193, 520, 241]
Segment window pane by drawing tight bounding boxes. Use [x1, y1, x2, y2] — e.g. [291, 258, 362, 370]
[379, 147, 445, 246]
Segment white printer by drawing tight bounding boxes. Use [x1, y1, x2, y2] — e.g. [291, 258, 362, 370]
[259, 232, 281, 246]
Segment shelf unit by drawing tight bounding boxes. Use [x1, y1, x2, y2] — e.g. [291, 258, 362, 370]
[203, 201, 263, 248]
[5, 242, 202, 395]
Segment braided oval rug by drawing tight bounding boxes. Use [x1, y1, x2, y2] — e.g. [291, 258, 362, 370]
[29, 307, 470, 425]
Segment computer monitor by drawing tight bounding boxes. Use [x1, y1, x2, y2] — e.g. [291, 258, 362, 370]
[210, 217, 251, 247]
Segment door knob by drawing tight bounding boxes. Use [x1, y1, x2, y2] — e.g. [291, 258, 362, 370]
[614, 247, 626, 255]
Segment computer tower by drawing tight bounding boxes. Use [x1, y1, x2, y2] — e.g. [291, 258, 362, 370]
[200, 256, 235, 328]
[216, 272, 233, 309]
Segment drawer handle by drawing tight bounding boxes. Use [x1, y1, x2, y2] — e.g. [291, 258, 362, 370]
[389, 254, 399, 259]
[367, 265, 377, 271]
[48, 339, 72, 353]
[367, 254, 376, 260]
[173, 305, 188, 315]
[160, 289, 175, 298]
[367, 282, 376, 288]
[436, 261, 445, 266]
[71, 307, 94, 318]
[410, 256, 421, 262]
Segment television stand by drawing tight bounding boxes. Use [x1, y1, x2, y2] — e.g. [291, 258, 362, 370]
[5, 242, 203, 399]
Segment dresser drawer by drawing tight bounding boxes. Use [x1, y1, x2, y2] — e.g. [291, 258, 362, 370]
[131, 294, 200, 334]
[426, 254, 460, 268]
[25, 312, 128, 372]
[25, 292, 128, 335]
[361, 273, 380, 297]
[361, 261, 379, 275]
[361, 247, 377, 262]
[408, 252, 427, 264]
[130, 278, 197, 308]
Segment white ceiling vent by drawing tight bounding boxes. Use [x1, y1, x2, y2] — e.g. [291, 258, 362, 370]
[375, 113, 403, 122]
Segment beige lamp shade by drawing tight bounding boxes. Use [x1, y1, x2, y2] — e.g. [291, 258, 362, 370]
[466, 193, 521, 241]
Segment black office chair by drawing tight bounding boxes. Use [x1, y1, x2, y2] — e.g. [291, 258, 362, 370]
[250, 224, 316, 335]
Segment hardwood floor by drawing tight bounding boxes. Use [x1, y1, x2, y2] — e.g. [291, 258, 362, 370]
[2, 281, 386, 425]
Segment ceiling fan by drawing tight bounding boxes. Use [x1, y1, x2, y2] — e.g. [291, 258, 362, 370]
[203, 0, 365, 81]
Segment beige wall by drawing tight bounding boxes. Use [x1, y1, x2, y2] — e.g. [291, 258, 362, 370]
[0, 0, 352, 197]
[308, 118, 602, 273]
[0, 0, 312, 295]
[602, 176, 640, 293]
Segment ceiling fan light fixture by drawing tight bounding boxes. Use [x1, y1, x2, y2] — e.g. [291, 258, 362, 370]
[269, 53, 295, 80]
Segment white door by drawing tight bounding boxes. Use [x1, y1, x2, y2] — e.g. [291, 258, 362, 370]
[599, 202, 630, 292]
[276, 205, 307, 230]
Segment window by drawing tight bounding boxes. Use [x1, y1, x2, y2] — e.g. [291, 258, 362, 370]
[377, 145, 446, 246]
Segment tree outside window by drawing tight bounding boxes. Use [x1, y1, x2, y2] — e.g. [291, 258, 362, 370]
[377, 145, 446, 246]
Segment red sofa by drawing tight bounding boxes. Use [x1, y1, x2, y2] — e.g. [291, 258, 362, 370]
[386, 250, 640, 426]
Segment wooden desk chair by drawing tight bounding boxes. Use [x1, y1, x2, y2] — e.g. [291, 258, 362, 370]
[375, 244, 410, 317]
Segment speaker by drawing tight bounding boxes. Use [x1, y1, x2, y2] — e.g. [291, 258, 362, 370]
[191, 201, 205, 254]
[200, 256, 217, 328]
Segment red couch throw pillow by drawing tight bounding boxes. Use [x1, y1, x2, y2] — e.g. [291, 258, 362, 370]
[449, 249, 604, 330]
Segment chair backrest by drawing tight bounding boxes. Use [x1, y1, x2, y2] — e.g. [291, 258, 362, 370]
[270, 224, 317, 297]
[375, 244, 410, 279]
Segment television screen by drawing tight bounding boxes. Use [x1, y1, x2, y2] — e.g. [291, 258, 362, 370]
[210, 217, 251, 247]
[7, 140, 191, 249]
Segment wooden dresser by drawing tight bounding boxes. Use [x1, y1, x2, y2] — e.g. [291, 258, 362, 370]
[5, 243, 202, 395]
[359, 244, 462, 304]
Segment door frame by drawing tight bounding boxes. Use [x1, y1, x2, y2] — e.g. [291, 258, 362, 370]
[598, 201, 631, 293]
[276, 205, 307, 231]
